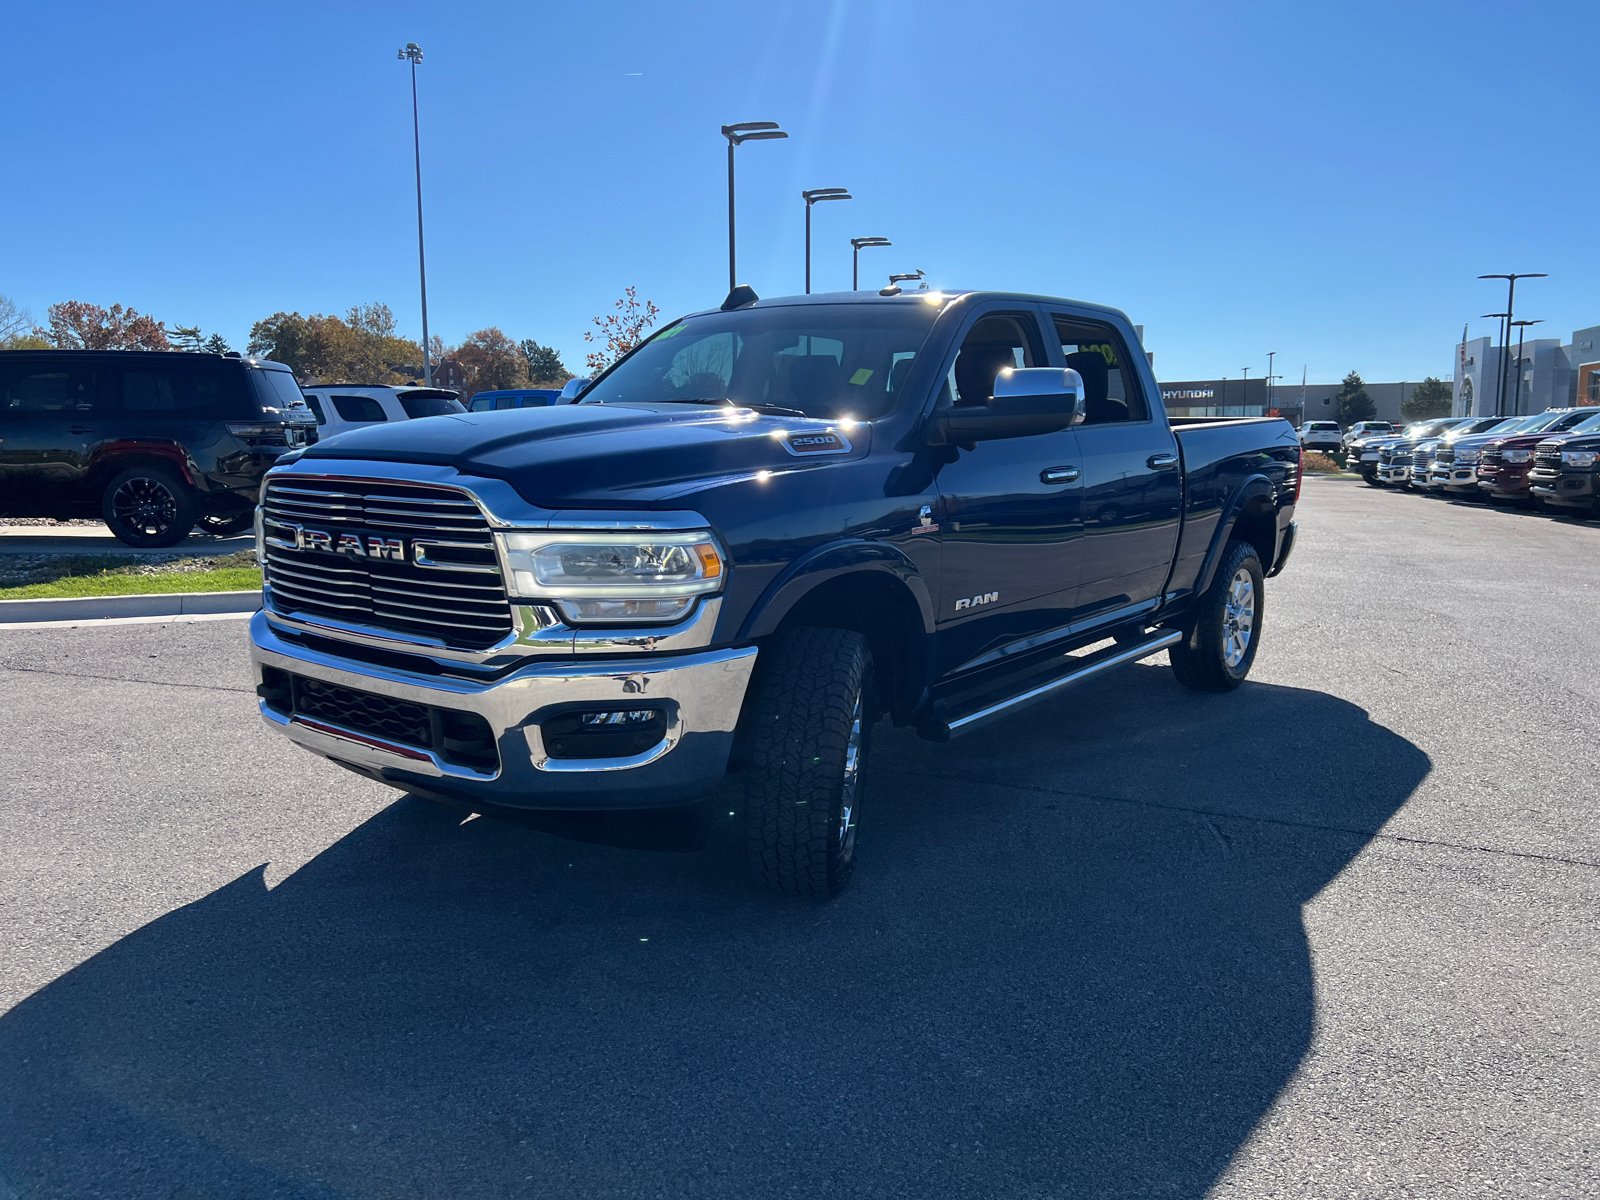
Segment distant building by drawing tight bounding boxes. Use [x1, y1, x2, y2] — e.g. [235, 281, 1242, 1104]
[1453, 324, 1600, 417]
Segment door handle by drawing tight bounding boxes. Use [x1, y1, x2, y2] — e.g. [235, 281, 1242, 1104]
[1041, 466, 1080, 484]
[1147, 453, 1178, 470]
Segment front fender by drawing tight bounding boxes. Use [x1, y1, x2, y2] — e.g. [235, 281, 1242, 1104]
[1193, 475, 1277, 595]
[738, 538, 936, 641]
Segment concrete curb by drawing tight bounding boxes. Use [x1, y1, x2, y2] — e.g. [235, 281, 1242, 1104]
[0, 590, 262, 624]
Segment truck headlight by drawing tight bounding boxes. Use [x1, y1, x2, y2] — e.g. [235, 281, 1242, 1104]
[1561, 450, 1598, 468]
[1501, 449, 1532, 463]
[496, 531, 724, 624]
[1454, 447, 1479, 462]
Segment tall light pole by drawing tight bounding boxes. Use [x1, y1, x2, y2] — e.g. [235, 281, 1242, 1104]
[721, 122, 788, 294]
[1478, 273, 1546, 417]
[397, 42, 432, 386]
[1510, 318, 1543, 416]
[850, 237, 891, 290]
[802, 188, 850, 293]
[1480, 313, 1510, 416]
[1267, 351, 1276, 413]
[1241, 366, 1251, 412]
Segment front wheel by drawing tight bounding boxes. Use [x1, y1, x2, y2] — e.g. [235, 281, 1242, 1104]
[743, 626, 875, 899]
[102, 465, 197, 548]
[1170, 540, 1264, 692]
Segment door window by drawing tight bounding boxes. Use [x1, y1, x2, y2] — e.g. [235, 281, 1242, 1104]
[304, 395, 327, 424]
[121, 365, 249, 417]
[0, 363, 99, 414]
[943, 313, 1045, 408]
[1052, 317, 1147, 424]
[332, 395, 387, 422]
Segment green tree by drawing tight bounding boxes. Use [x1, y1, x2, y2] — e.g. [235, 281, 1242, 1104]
[171, 325, 206, 352]
[1333, 371, 1376, 425]
[519, 338, 570, 385]
[1401, 376, 1453, 421]
[205, 333, 233, 355]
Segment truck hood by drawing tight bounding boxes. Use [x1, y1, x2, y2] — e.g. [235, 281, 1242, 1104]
[296, 402, 870, 508]
[1536, 432, 1600, 450]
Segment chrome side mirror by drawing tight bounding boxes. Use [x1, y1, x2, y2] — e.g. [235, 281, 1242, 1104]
[992, 367, 1086, 425]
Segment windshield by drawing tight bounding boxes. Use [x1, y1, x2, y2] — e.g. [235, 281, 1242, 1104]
[580, 304, 941, 421]
[1568, 411, 1600, 434]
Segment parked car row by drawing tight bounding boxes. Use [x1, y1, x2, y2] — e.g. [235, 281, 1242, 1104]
[0, 346, 599, 546]
[1341, 407, 1600, 515]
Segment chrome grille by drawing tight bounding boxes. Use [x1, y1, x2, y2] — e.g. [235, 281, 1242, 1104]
[1481, 446, 1503, 467]
[1410, 448, 1431, 469]
[1435, 445, 1456, 465]
[262, 477, 512, 650]
[1534, 447, 1563, 471]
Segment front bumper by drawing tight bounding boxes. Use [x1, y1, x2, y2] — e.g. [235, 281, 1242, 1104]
[249, 611, 758, 810]
[1376, 463, 1410, 484]
[1530, 469, 1598, 508]
[1433, 465, 1480, 490]
[1477, 466, 1531, 497]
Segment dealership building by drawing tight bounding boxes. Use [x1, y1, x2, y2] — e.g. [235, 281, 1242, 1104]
[1452, 324, 1600, 417]
[1160, 379, 1422, 426]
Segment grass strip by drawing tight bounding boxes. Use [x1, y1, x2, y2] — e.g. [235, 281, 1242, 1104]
[0, 568, 262, 601]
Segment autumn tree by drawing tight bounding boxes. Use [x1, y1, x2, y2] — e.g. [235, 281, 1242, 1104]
[452, 327, 529, 401]
[519, 338, 571, 386]
[1333, 371, 1377, 425]
[1401, 376, 1453, 421]
[584, 287, 660, 376]
[0, 295, 34, 347]
[247, 303, 421, 384]
[41, 301, 170, 350]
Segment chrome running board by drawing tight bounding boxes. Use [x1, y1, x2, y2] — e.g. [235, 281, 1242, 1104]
[918, 629, 1183, 742]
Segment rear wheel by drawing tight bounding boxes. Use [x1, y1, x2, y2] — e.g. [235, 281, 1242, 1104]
[102, 465, 196, 548]
[1170, 540, 1263, 693]
[743, 626, 875, 900]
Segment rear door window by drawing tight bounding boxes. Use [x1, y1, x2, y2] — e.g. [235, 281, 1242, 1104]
[304, 395, 327, 425]
[1051, 316, 1148, 423]
[332, 395, 387, 423]
[120, 362, 249, 417]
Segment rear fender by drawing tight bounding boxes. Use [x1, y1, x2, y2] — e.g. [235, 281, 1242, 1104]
[1194, 476, 1278, 595]
[90, 440, 198, 488]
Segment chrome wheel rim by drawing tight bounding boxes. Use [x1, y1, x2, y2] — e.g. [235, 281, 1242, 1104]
[1222, 567, 1255, 668]
[837, 688, 864, 864]
[111, 477, 178, 537]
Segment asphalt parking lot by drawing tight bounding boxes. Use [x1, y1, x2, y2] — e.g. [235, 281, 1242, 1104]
[0, 478, 1596, 1199]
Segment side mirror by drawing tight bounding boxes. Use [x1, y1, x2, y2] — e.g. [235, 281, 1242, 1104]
[930, 367, 1085, 445]
[558, 377, 594, 403]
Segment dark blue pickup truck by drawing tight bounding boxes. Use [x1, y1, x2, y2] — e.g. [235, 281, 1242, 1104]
[250, 289, 1300, 897]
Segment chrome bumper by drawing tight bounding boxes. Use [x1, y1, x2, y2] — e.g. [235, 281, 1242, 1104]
[249, 610, 758, 810]
[1434, 466, 1479, 487]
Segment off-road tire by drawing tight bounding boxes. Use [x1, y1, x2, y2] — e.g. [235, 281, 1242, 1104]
[1362, 474, 1383, 487]
[102, 465, 197, 548]
[743, 626, 875, 900]
[1169, 539, 1264, 693]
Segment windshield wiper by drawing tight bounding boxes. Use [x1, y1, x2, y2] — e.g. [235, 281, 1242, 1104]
[656, 397, 808, 418]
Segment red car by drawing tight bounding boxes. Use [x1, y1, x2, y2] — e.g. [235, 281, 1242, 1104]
[1477, 407, 1600, 503]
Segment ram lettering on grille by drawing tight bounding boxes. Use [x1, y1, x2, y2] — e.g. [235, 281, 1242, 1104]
[262, 478, 513, 650]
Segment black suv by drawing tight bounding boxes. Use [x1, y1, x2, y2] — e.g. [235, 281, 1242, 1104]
[0, 350, 316, 546]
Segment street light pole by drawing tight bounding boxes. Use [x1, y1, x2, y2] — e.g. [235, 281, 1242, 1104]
[850, 237, 891, 290]
[721, 122, 788, 294]
[1509, 318, 1543, 416]
[1267, 351, 1276, 413]
[398, 42, 431, 385]
[801, 188, 851, 293]
[1241, 366, 1251, 412]
[1479, 272, 1547, 417]
[1480, 313, 1510, 416]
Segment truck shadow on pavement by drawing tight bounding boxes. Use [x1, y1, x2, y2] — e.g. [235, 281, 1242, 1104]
[0, 665, 1428, 1199]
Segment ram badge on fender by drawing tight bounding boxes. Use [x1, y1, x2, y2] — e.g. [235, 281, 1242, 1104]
[248, 288, 1300, 898]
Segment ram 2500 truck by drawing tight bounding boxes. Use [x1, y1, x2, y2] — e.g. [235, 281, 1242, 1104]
[249, 289, 1300, 898]
[1529, 409, 1600, 514]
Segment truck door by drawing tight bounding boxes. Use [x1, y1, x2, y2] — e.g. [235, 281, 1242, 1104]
[0, 355, 106, 511]
[1046, 311, 1181, 628]
[931, 307, 1084, 678]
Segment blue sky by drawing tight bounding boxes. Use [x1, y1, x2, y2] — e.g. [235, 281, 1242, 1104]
[5, 0, 1596, 385]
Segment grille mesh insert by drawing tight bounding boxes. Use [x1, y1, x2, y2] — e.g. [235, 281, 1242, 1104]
[262, 478, 512, 650]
